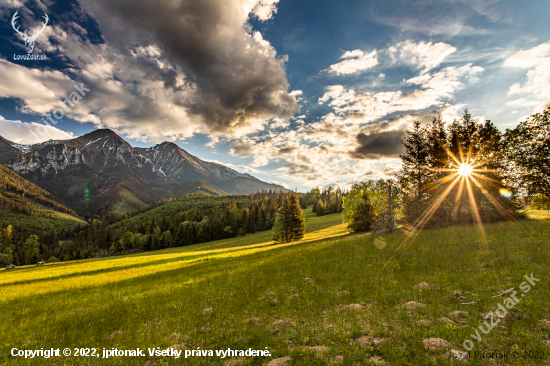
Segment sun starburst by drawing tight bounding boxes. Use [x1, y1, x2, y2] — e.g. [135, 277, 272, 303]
[382, 135, 520, 273]
[458, 164, 472, 176]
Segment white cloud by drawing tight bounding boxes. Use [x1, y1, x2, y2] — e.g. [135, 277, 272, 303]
[368, 2, 495, 36]
[0, 117, 75, 144]
[388, 40, 456, 73]
[266, 179, 290, 189]
[504, 41, 550, 101]
[319, 64, 482, 122]
[327, 49, 378, 75]
[251, 0, 280, 21]
[503, 41, 550, 69]
[204, 159, 262, 175]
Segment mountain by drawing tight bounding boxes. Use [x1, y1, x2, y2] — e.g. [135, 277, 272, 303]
[1, 129, 288, 215]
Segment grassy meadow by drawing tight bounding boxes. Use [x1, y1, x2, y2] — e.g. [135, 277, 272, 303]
[1, 208, 549, 365]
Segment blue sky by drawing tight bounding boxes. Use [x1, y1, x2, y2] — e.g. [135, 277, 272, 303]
[1, 0, 549, 191]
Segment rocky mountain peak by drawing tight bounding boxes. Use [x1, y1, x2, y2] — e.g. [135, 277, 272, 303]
[68, 129, 132, 151]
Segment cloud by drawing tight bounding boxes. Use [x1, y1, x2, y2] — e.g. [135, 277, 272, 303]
[350, 130, 407, 159]
[327, 49, 378, 75]
[0, 59, 75, 115]
[382, 167, 401, 176]
[79, 0, 298, 135]
[266, 179, 290, 189]
[0, 117, 75, 144]
[504, 41, 550, 69]
[223, 36, 483, 190]
[368, 0, 495, 36]
[204, 159, 262, 174]
[252, 0, 280, 20]
[388, 40, 456, 73]
[319, 64, 482, 122]
[0, 0, 298, 142]
[504, 41, 550, 103]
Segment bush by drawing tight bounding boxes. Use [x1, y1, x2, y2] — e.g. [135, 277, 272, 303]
[0, 248, 13, 267]
[46, 256, 60, 263]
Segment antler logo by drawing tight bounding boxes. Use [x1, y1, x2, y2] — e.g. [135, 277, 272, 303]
[11, 10, 49, 54]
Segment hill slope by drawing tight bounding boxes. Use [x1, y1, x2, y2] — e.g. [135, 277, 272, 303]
[0, 135, 22, 164]
[0, 164, 85, 235]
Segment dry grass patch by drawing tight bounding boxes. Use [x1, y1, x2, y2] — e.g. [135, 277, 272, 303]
[304, 345, 328, 353]
[448, 311, 468, 318]
[415, 319, 433, 327]
[402, 301, 424, 310]
[423, 338, 450, 350]
[336, 303, 365, 312]
[266, 356, 290, 366]
[355, 336, 386, 348]
[366, 355, 386, 364]
[273, 318, 294, 327]
[413, 282, 434, 290]
[439, 317, 455, 324]
[106, 330, 127, 339]
[243, 317, 260, 325]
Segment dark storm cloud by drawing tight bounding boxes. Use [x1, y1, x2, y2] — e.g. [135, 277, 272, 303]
[230, 140, 257, 157]
[80, 0, 298, 133]
[349, 130, 407, 159]
[349, 109, 442, 159]
[284, 163, 319, 175]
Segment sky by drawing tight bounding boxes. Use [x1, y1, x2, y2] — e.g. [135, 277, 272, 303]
[1, 0, 549, 191]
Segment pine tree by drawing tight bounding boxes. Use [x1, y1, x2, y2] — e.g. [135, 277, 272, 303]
[272, 194, 306, 242]
[399, 121, 431, 221]
[316, 199, 326, 216]
[427, 114, 449, 176]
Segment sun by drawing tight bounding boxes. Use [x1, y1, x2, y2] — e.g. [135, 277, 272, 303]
[458, 164, 473, 176]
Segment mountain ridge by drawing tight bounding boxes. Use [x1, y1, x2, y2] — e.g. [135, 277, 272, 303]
[1, 129, 288, 216]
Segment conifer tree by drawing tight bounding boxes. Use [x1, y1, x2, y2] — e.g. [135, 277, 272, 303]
[316, 199, 326, 216]
[272, 194, 306, 242]
[399, 121, 431, 220]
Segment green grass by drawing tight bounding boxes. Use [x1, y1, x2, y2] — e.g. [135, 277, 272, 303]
[526, 210, 550, 219]
[1, 211, 549, 365]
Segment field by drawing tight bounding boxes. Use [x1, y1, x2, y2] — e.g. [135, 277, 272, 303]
[1, 209, 549, 365]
